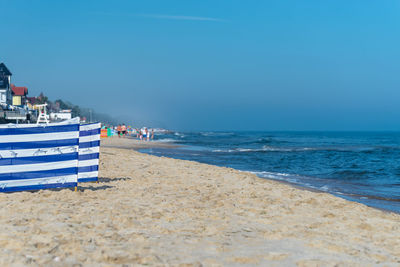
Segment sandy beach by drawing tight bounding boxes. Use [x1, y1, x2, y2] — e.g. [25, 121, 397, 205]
[0, 137, 398, 266]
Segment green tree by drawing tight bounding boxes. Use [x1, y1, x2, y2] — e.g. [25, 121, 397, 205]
[71, 105, 81, 118]
[55, 99, 70, 110]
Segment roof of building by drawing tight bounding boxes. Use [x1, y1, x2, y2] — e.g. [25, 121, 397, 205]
[11, 84, 28, 96]
[0, 63, 12, 76]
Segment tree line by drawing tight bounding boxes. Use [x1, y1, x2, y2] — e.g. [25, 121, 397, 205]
[37, 93, 120, 125]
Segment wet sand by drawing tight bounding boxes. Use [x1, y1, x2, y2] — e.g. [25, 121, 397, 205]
[100, 137, 179, 150]
[0, 137, 399, 266]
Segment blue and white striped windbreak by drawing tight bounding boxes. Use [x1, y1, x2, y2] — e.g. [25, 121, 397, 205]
[78, 122, 101, 183]
[0, 118, 80, 192]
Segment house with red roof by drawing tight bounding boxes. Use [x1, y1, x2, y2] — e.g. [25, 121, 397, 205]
[11, 84, 28, 107]
[0, 63, 12, 106]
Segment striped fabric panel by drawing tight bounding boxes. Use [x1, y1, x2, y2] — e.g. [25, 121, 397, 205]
[78, 122, 101, 183]
[0, 118, 80, 192]
[0, 139, 78, 150]
[0, 124, 78, 135]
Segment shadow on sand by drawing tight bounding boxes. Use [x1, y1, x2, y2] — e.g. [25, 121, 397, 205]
[76, 185, 113, 191]
[98, 177, 130, 183]
[2, 177, 130, 194]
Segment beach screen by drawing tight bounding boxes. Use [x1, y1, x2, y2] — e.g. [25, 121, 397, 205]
[0, 118, 80, 192]
[78, 122, 101, 183]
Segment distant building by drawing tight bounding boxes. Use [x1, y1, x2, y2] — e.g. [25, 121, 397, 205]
[50, 109, 72, 121]
[11, 84, 28, 107]
[0, 63, 12, 106]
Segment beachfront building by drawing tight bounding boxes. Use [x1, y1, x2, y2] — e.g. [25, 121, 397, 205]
[0, 63, 12, 106]
[49, 109, 72, 122]
[11, 84, 28, 107]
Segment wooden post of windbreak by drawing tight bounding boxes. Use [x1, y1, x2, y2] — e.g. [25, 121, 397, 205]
[74, 186, 77, 192]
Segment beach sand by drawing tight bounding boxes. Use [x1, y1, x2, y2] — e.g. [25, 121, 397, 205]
[0, 137, 399, 266]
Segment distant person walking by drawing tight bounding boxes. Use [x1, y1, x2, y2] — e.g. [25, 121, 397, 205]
[146, 128, 150, 141]
[121, 124, 127, 137]
[140, 127, 146, 140]
[151, 129, 154, 140]
[117, 125, 122, 138]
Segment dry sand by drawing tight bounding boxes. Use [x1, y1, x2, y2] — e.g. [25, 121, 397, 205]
[0, 137, 399, 266]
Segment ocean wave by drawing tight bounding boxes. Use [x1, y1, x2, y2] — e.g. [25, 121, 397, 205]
[254, 137, 273, 144]
[252, 171, 400, 206]
[252, 171, 337, 193]
[344, 193, 400, 202]
[156, 138, 176, 143]
[211, 146, 315, 153]
[251, 171, 292, 177]
[328, 170, 376, 179]
[238, 138, 274, 145]
[250, 171, 300, 184]
[210, 145, 393, 153]
[173, 132, 185, 138]
[200, 132, 235, 137]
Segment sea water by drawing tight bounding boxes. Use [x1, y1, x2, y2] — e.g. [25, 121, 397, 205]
[141, 131, 400, 213]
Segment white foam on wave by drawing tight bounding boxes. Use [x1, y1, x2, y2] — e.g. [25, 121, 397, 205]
[212, 148, 259, 153]
[320, 185, 330, 192]
[262, 146, 316, 152]
[252, 171, 339, 194]
[200, 132, 235, 137]
[211, 145, 367, 153]
[174, 132, 185, 138]
[250, 171, 297, 182]
[212, 146, 315, 153]
[236, 148, 256, 152]
[212, 148, 240, 152]
[212, 149, 229, 152]
[157, 138, 176, 143]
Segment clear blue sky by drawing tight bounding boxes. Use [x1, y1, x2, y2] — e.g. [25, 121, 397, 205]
[1, 0, 400, 130]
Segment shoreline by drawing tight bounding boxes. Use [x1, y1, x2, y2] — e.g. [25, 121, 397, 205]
[264, 177, 399, 215]
[112, 137, 400, 215]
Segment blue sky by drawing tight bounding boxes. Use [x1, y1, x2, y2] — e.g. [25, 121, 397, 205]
[1, 0, 400, 130]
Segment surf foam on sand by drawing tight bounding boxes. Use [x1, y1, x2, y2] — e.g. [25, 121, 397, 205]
[0, 137, 398, 266]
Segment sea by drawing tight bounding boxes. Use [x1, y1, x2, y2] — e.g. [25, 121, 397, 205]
[140, 131, 400, 213]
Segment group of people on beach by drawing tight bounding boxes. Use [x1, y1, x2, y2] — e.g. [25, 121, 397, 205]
[116, 124, 129, 137]
[136, 127, 154, 141]
[110, 124, 154, 141]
